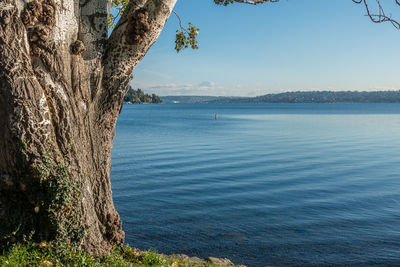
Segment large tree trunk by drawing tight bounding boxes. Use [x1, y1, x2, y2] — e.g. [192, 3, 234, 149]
[0, 0, 176, 255]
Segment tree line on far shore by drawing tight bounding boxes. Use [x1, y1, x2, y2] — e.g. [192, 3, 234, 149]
[124, 86, 162, 104]
[162, 90, 400, 104]
[247, 90, 400, 103]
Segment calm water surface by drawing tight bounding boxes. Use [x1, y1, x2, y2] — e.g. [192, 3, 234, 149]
[111, 103, 400, 266]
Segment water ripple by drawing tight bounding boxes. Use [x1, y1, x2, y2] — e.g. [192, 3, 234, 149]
[111, 104, 400, 266]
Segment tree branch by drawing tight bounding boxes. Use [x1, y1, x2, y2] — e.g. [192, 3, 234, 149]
[234, 0, 280, 4]
[172, 10, 187, 33]
[352, 0, 400, 29]
[98, 0, 177, 117]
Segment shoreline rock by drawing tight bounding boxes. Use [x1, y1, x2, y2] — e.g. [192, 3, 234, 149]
[168, 253, 246, 267]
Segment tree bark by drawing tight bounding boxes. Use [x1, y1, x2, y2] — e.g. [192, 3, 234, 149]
[0, 0, 176, 255]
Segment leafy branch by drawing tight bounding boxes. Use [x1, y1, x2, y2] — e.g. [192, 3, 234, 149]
[108, 0, 199, 52]
[172, 10, 199, 53]
[108, 0, 129, 29]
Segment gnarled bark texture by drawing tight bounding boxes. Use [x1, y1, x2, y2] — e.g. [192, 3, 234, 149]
[0, 0, 176, 255]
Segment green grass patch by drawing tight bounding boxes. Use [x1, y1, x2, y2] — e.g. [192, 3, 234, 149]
[0, 242, 236, 266]
[0, 242, 166, 266]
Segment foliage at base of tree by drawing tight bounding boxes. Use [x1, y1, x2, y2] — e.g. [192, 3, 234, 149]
[0, 146, 83, 248]
[124, 86, 162, 104]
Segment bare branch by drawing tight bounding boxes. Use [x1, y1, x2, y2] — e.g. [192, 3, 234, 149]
[172, 10, 187, 33]
[352, 0, 400, 30]
[232, 0, 400, 30]
[234, 0, 280, 4]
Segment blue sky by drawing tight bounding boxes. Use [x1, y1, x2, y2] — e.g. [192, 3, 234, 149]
[130, 0, 400, 96]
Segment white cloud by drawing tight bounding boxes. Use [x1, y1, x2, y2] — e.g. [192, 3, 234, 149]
[131, 81, 235, 96]
[131, 82, 290, 97]
[129, 79, 400, 97]
[198, 81, 215, 88]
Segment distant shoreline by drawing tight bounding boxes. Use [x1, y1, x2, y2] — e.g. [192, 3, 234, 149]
[160, 90, 400, 104]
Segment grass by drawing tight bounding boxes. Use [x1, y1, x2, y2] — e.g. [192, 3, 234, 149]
[0, 242, 237, 267]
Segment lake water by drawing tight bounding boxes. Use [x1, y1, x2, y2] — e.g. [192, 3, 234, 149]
[111, 103, 400, 266]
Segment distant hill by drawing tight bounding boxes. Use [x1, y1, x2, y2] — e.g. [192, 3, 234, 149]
[161, 91, 400, 104]
[160, 95, 239, 104]
[124, 86, 162, 104]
